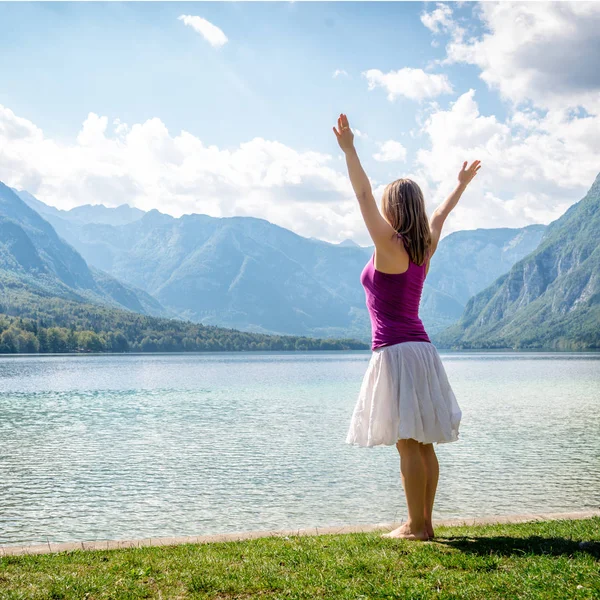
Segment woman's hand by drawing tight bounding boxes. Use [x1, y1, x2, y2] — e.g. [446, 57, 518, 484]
[430, 160, 482, 257]
[458, 160, 482, 187]
[333, 113, 355, 153]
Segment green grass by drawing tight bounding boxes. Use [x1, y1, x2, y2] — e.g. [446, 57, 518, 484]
[1, 518, 599, 599]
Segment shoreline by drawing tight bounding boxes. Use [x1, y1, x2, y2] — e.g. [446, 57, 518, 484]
[3, 509, 598, 557]
[2, 349, 600, 357]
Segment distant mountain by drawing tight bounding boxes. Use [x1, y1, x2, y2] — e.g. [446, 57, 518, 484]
[437, 173, 600, 349]
[39, 209, 373, 338]
[14, 188, 144, 226]
[11, 189, 62, 221]
[68, 203, 145, 226]
[0, 183, 165, 317]
[16, 189, 549, 341]
[421, 225, 546, 332]
[1, 183, 367, 354]
[338, 238, 361, 248]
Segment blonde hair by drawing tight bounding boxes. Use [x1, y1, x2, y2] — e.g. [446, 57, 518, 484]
[381, 178, 431, 266]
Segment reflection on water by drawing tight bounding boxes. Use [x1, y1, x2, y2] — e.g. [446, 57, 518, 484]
[1, 351, 599, 546]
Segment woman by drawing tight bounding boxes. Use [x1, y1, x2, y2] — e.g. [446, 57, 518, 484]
[333, 113, 481, 542]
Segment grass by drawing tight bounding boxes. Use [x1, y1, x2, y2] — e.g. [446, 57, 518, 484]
[1, 517, 598, 599]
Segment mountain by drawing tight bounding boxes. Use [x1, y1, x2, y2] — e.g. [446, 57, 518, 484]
[63, 203, 145, 226]
[0, 183, 165, 317]
[420, 225, 546, 332]
[14, 188, 144, 226]
[1, 184, 367, 354]
[437, 173, 600, 349]
[16, 189, 548, 341]
[11, 189, 62, 221]
[338, 238, 361, 248]
[39, 209, 374, 338]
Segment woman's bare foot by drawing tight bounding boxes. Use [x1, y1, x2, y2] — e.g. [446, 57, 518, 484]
[381, 522, 429, 541]
[425, 521, 435, 539]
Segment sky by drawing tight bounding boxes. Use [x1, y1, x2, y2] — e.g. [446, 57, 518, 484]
[1, 1, 599, 245]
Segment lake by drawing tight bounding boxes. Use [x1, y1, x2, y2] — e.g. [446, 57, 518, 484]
[1, 351, 599, 547]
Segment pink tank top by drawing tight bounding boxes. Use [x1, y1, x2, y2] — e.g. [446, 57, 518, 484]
[360, 234, 431, 350]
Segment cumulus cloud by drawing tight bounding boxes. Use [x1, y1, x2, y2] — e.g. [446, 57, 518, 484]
[413, 2, 600, 234]
[77, 113, 109, 146]
[435, 2, 600, 112]
[3, 96, 597, 244]
[420, 3, 454, 34]
[0, 105, 379, 244]
[363, 67, 453, 102]
[178, 15, 228, 48]
[0, 105, 43, 142]
[332, 69, 348, 78]
[373, 140, 407, 163]
[415, 90, 600, 233]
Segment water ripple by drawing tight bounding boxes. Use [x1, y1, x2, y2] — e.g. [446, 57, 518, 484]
[0, 352, 599, 546]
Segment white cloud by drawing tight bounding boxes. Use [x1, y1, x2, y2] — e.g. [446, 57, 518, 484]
[3, 97, 596, 245]
[415, 2, 600, 234]
[332, 69, 348, 78]
[77, 113, 108, 146]
[3, 93, 598, 246]
[113, 118, 128, 136]
[373, 140, 407, 163]
[441, 2, 600, 112]
[178, 15, 228, 48]
[0, 105, 42, 142]
[363, 67, 453, 102]
[415, 90, 600, 233]
[0, 105, 382, 244]
[420, 3, 453, 34]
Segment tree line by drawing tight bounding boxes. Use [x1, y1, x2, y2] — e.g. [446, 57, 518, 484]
[0, 292, 369, 354]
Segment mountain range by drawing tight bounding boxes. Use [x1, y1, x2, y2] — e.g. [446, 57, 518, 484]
[0, 183, 366, 353]
[6, 174, 596, 349]
[13, 188, 547, 340]
[436, 173, 600, 349]
[0, 183, 165, 317]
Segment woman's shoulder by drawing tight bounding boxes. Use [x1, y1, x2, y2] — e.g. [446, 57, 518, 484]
[373, 234, 411, 274]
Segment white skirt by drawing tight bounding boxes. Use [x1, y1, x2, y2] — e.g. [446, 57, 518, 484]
[346, 341, 462, 447]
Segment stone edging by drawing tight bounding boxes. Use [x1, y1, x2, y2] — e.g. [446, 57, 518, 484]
[2, 509, 598, 557]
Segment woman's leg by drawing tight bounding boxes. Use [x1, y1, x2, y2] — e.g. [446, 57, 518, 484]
[382, 438, 429, 540]
[419, 443, 439, 538]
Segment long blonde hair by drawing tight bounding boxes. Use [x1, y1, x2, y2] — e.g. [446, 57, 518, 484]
[381, 178, 431, 266]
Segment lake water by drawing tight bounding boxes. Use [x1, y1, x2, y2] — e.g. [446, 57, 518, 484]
[1, 351, 599, 547]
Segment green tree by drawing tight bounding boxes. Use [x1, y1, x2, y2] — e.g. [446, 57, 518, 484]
[17, 330, 39, 353]
[0, 328, 17, 353]
[67, 329, 78, 352]
[78, 331, 105, 352]
[47, 328, 68, 353]
[37, 327, 49, 353]
[111, 331, 129, 353]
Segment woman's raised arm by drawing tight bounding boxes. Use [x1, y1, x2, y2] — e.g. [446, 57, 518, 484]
[429, 160, 481, 256]
[333, 113, 396, 245]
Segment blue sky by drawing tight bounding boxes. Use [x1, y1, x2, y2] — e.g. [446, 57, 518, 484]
[1, 3, 500, 151]
[1, 2, 599, 244]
